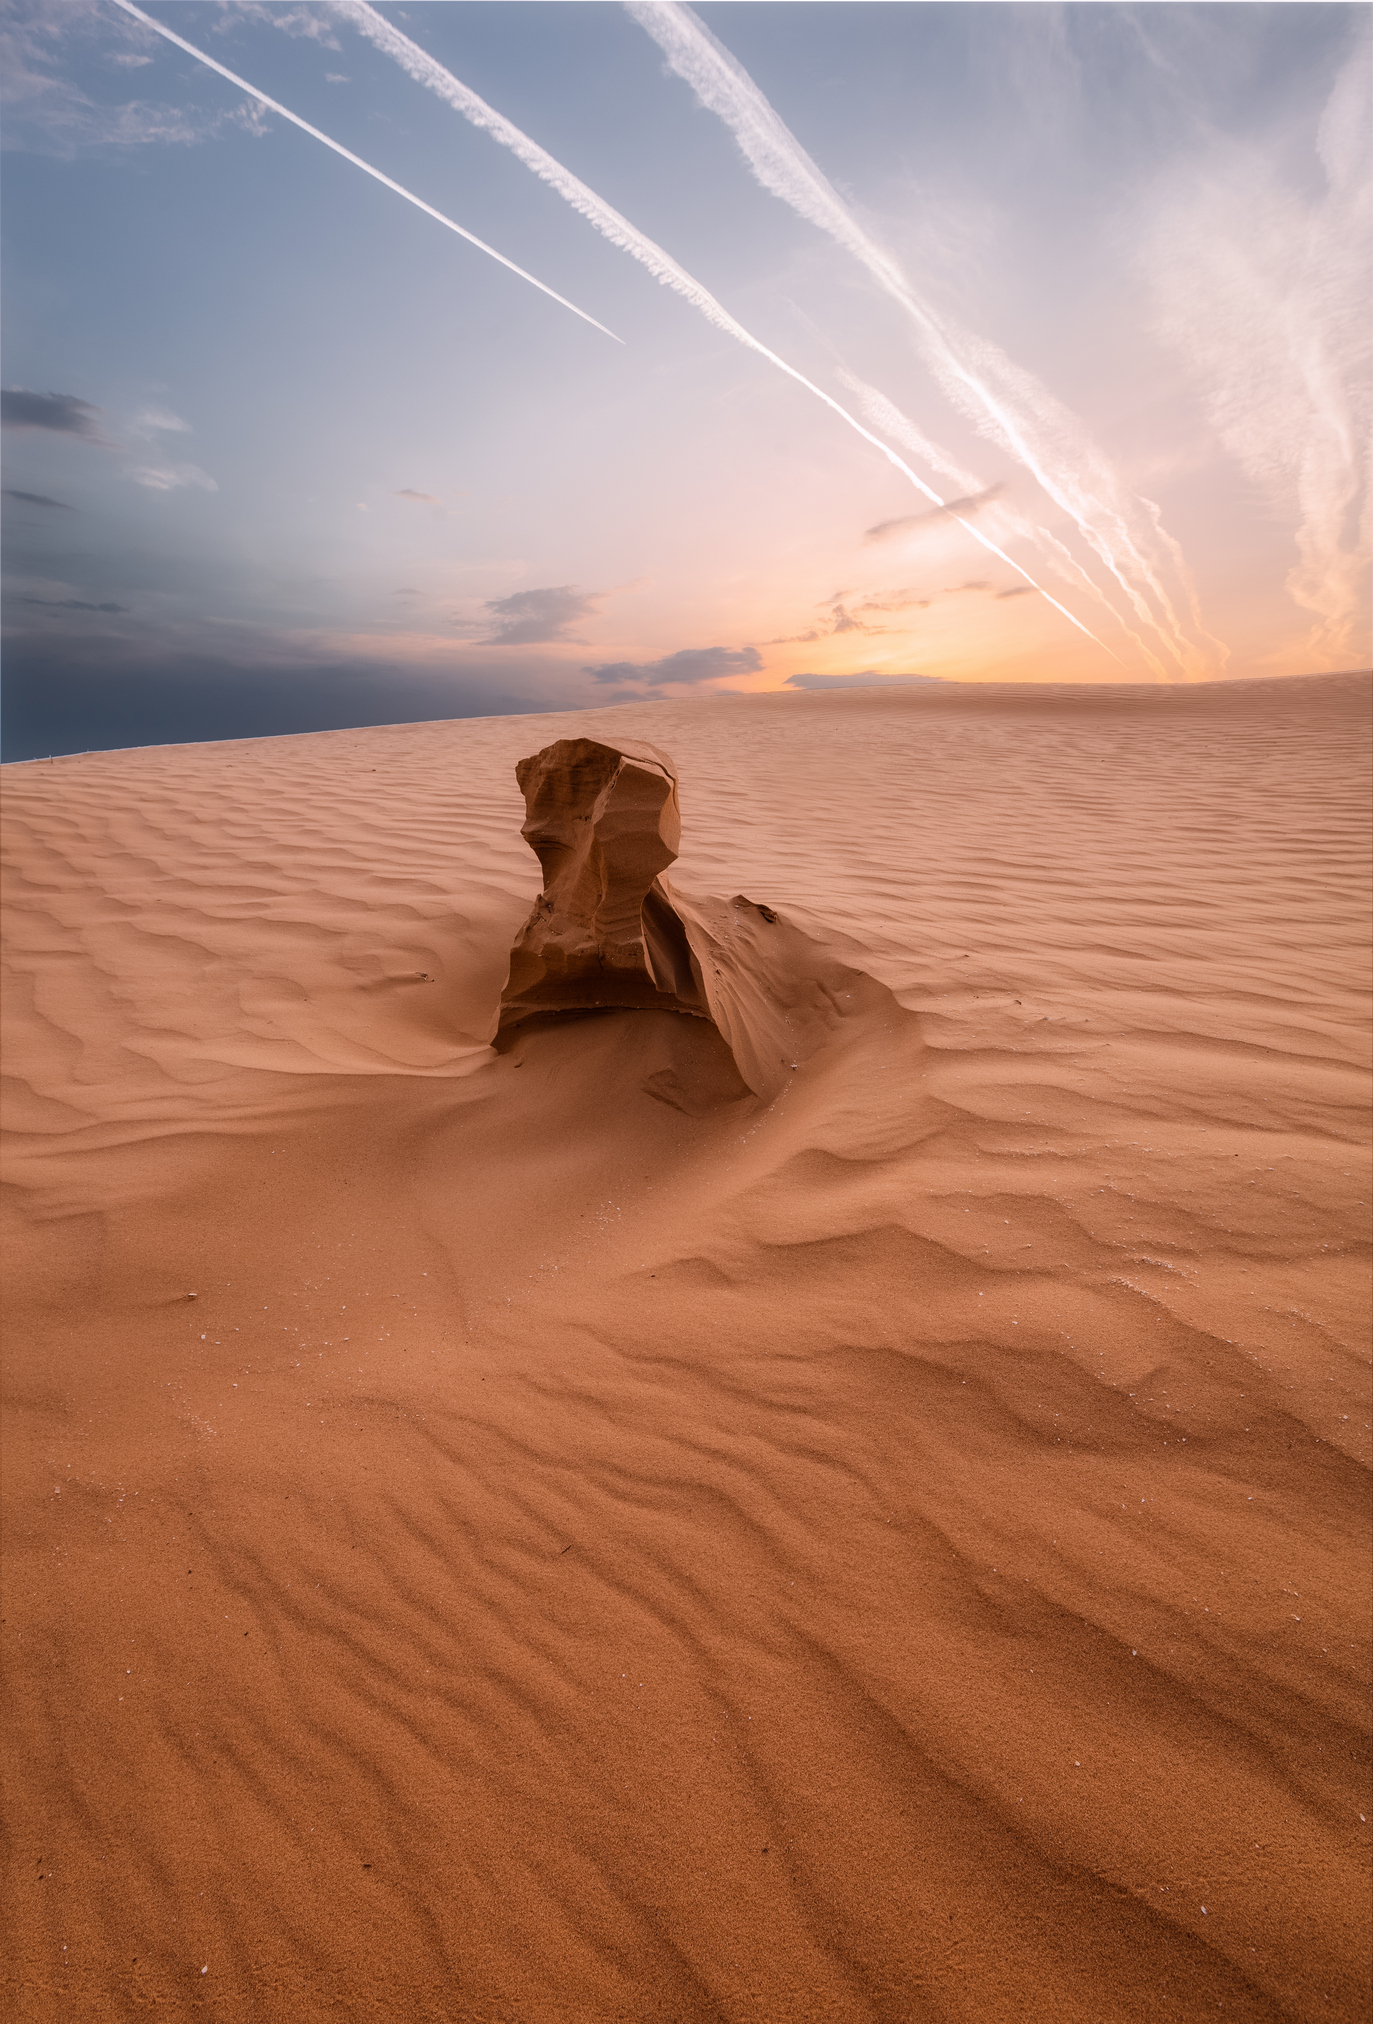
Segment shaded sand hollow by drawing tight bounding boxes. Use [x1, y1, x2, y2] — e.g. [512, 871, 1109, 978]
[2, 672, 1370, 2023]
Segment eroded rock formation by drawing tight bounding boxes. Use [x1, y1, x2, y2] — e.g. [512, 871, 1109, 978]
[499, 738, 707, 1027]
[499, 736, 911, 1104]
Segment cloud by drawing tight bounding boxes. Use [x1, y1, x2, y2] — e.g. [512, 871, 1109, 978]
[0, 648, 547, 763]
[630, 3, 1220, 680]
[854, 592, 931, 614]
[775, 581, 1019, 645]
[130, 404, 191, 436]
[226, 4, 342, 51]
[785, 672, 944, 691]
[0, 390, 207, 491]
[0, 625, 595, 762]
[863, 517, 929, 545]
[342, 2, 1116, 659]
[828, 603, 877, 635]
[583, 645, 763, 688]
[3, 487, 73, 509]
[21, 595, 128, 612]
[1143, 24, 1372, 667]
[113, 0, 616, 341]
[1, 389, 107, 439]
[837, 365, 1143, 652]
[81, 403, 217, 491]
[865, 486, 1005, 543]
[768, 593, 913, 644]
[127, 461, 218, 493]
[395, 488, 440, 504]
[932, 579, 1033, 600]
[483, 585, 602, 645]
[832, 370, 983, 494]
[0, 0, 271, 157]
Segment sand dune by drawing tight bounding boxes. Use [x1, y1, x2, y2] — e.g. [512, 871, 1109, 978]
[2, 673, 1369, 2021]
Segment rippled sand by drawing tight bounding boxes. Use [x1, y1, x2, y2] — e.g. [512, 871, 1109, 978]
[3, 673, 1369, 2021]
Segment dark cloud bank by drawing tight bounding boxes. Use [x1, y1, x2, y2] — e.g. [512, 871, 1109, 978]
[0, 640, 560, 762]
[1, 389, 108, 441]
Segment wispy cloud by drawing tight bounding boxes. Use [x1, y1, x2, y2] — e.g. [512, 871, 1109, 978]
[0, 0, 269, 156]
[768, 589, 935, 644]
[832, 372, 982, 496]
[130, 404, 191, 437]
[109, 0, 621, 343]
[628, 1, 1222, 679]
[828, 604, 876, 635]
[1143, 25, 1371, 667]
[22, 594, 127, 612]
[337, 0, 1112, 661]
[866, 487, 1004, 542]
[584, 645, 762, 687]
[484, 586, 602, 645]
[395, 488, 440, 505]
[225, 4, 342, 51]
[1, 383, 218, 491]
[118, 403, 215, 491]
[127, 462, 218, 494]
[3, 487, 74, 509]
[853, 592, 930, 615]
[1, 389, 108, 440]
[837, 366, 1177, 661]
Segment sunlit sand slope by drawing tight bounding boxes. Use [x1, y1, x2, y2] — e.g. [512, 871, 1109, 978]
[3, 673, 1370, 2023]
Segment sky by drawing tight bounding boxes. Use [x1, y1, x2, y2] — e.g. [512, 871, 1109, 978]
[2, 0, 1369, 758]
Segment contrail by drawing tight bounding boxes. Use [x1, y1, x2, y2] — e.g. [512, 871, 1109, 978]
[628, 0, 1219, 677]
[809, 312, 1153, 654]
[335, 0, 1115, 657]
[839, 368, 1169, 675]
[106, 0, 621, 342]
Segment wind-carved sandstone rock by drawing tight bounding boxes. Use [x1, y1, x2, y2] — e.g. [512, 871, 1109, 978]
[498, 738, 707, 1028]
[498, 735, 912, 1105]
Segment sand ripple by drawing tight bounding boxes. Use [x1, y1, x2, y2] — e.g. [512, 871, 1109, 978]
[3, 675, 1369, 2020]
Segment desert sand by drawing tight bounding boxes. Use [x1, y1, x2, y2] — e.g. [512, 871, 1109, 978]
[2, 671, 1370, 2022]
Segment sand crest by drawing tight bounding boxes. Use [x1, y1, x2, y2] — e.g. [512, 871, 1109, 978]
[2, 673, 1370, 2021]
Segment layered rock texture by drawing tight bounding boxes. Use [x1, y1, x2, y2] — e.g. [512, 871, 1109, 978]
[499, 735, 907, 1102]
[498, 738, 707, 1027]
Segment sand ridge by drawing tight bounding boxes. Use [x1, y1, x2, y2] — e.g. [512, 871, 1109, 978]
[2, 673, 1370, 2020]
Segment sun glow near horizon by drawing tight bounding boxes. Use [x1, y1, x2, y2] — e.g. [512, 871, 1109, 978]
[2, 0, 1368, 756]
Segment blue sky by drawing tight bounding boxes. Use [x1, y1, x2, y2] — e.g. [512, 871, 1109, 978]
[2, 0, 1368, 756]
